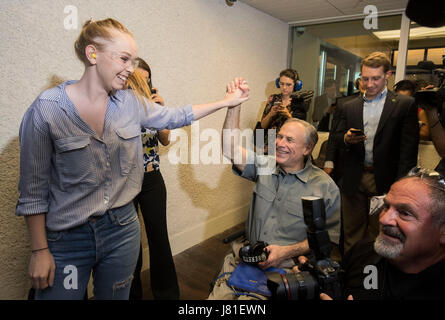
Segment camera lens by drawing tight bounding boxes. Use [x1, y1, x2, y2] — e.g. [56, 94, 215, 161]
[267, 271, 319, 300]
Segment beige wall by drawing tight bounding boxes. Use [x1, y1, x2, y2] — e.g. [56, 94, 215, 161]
[0, 0, 289, 299]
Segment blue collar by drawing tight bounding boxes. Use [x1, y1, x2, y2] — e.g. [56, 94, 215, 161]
[363, 87, 388, 103]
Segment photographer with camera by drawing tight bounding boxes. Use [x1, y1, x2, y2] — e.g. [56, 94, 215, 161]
[424, 105, 445, 174]
[406, 0, 445, 173]
[394, 79, 432, 141]
[409, 60, 445, 175]
[208, 80, 340, 300]
[315, 167, 445, 300]
[415, 70, 445, 175]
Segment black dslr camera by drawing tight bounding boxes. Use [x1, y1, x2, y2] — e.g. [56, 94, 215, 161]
[266, 196, 343, 300]
[239, 241, 269, 265]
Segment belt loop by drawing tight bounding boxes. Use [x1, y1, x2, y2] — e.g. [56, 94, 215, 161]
[106, 208, 118, 223]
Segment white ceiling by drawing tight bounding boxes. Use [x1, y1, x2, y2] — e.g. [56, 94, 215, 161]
[239, 0, 409, 24]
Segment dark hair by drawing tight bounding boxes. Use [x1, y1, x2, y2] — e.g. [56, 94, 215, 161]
[355, 78, 362, 90]
[414, 79, 430, 91]
[136, 57, 151, 77]
[279, 69, 299, 83]
[394, 80, 416, 95]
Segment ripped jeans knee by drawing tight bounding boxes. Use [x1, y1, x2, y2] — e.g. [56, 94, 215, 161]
[113, 275, 134, 297]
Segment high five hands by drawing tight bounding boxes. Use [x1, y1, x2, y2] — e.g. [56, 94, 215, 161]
[225, 77, 250, 107]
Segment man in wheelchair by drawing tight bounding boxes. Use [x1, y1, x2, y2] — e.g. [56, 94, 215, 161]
[208, 89, 341, 300]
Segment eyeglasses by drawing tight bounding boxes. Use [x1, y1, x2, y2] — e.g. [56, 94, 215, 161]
[369, 194, 386, 216]
[407, 166, 445, 192]
[360, 75, 385, 83]
[108, 51, 139, 69]
[369, 167, 445, 216]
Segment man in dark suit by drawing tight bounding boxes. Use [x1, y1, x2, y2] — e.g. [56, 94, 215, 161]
[333, 52, 419, 254]
[323, 80, 364, 187]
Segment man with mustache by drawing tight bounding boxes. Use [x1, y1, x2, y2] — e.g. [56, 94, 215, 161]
[321, 169, 445, 300]
[208, 83, 340, 299]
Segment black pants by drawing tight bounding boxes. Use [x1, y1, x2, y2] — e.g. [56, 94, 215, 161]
[130, 170, 179, 300]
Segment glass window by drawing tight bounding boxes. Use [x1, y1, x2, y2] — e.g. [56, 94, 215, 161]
[290, 15, 402, 129]
[428, 48, 445, 65]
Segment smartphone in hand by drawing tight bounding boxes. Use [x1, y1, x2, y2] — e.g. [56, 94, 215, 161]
[350, 129, 365, 136]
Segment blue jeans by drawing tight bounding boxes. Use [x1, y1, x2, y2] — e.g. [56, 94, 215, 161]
[35, 203, 140, 300]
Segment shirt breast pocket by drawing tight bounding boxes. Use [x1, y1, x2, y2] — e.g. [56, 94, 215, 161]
[253, 182, 276, 202]
[54, 136, 98, 189]
[278, 195, 305, 241]
[252, 182, 276, 231]
[116, 125, 141, 175]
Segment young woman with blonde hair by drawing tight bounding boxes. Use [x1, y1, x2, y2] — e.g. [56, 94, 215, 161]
[16, 18, 249, 300]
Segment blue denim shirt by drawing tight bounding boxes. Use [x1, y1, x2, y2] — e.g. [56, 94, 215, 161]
[16, 80, 193, 231]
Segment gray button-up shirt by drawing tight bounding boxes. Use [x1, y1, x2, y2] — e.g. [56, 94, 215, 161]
[16, 80, 193, 231]
[235, 156, 341, 250]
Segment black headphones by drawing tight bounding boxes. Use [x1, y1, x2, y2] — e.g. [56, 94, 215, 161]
[275, 69, 303, 92]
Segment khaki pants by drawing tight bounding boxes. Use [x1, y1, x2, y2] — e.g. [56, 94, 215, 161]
[208, 240, 268, 300]
[342, 172, 380, 254]
[208, 240, 289, 300]
[208, 239, 342, 300]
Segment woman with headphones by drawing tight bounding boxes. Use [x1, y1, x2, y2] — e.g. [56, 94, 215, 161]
[258, 69, 312, 149]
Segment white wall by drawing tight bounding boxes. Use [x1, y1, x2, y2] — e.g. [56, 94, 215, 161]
[0, 0, 288, 299]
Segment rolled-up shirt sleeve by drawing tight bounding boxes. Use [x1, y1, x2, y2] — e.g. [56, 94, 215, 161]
[16, 101, 52, 216]
[232, 163, 257, 182]
[231, 150, 275, 181]
[139, 100, 194, 130]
